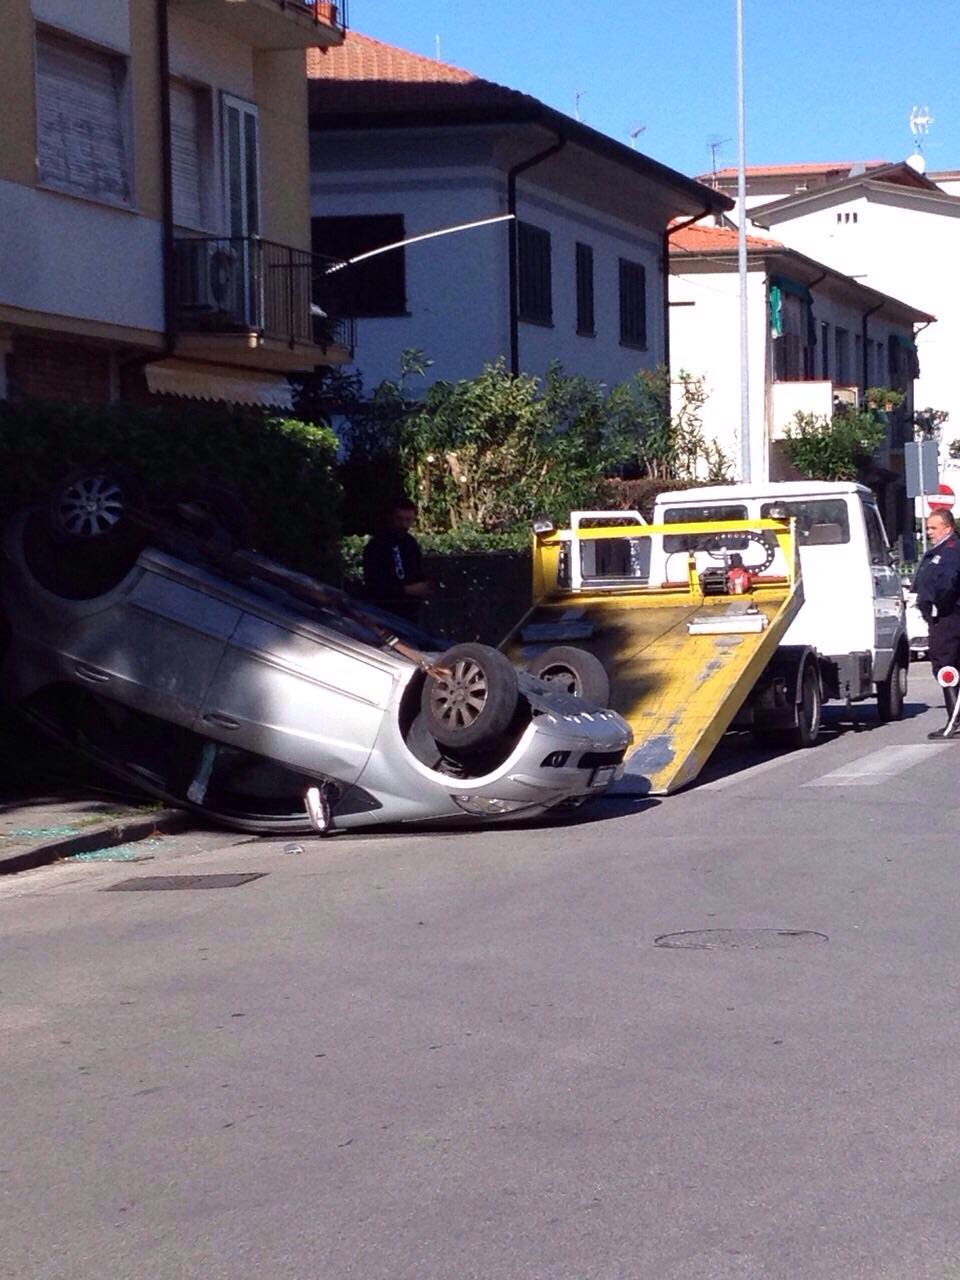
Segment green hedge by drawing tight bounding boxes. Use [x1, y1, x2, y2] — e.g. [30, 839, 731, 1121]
[0, 400, 342, 576]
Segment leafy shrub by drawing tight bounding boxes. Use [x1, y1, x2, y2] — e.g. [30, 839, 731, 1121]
[783, 405, 888, 482]
[0, 400, 341, 576]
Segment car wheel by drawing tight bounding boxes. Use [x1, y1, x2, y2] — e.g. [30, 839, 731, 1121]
[421, 643, 519, 751]
[528, 645, 611, 705]
[877, 652, 908, 722]
[28, 465, 145, 598]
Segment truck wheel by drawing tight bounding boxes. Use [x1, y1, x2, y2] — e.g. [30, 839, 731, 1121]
[421, 643, 519, 751]
[528, 646, 611, 705]
[877, 653, 907, 722]
[785, 663, 822, 748]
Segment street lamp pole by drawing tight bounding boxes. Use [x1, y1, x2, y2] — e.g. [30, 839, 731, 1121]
[736, 0, 751, 482]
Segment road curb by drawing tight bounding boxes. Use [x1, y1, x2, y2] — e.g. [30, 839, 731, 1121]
[0, 808, 195, 876]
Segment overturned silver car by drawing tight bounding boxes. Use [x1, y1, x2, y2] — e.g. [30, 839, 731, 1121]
[1, 473, 630, 833]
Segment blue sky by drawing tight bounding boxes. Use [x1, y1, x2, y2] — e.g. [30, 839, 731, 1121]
[353, 1, 958, 180]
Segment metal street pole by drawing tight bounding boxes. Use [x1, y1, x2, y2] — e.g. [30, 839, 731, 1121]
[736, 0, 751, 482]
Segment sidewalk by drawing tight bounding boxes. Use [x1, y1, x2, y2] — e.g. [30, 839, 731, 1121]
[0, 714, 193, 874]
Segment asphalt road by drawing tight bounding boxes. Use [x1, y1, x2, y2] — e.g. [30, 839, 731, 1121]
[4, 671, 960, 1279]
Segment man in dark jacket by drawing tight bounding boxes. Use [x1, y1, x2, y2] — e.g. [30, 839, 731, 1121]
[362, 497, 429, 623]
[913, 508, 960, 739]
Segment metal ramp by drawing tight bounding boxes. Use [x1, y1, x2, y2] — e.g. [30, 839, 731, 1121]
[502, 517, 802, 795]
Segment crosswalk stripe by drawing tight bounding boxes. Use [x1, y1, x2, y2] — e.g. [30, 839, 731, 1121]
[698, 751, 799, 791]
[803, 743, 942, 788]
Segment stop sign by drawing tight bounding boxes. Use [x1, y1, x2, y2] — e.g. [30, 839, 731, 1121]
[928, 483, 956, 511]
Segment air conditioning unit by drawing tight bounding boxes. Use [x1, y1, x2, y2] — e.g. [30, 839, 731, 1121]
[834, 385, 860, 409]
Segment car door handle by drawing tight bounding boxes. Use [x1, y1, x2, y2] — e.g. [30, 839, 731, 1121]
[73, 662, 110, 684]
[202, 712, 241, 730]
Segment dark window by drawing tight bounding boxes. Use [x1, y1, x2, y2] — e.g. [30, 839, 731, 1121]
[820, 322, 830, 379]
[311, 213, 405, 317]
[619, 259, 647, 348]
[835, 327, 850, 383]
[759, 499, 850, 545]
[575, 242, 594, 335]
[773, 293, 814, 381]
[662, 504, 748, 553]
[518, 222, 552, 324]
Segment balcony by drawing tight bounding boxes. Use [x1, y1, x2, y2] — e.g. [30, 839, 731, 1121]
[173, 235, 355, 370]
[168, 0, 347, 50]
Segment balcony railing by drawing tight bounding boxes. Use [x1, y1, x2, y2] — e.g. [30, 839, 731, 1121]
[310, 0, 349, 34]
[173, 235, 355, 356]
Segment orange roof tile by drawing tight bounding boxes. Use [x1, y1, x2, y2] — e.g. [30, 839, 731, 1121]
[669, 222, 782, 253]
[701, 161, 888, 181]
[307, 31, 538, 115]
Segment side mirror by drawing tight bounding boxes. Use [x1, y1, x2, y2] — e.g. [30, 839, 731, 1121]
[766, 503, 790, 521]
[532, 517, 555, 536]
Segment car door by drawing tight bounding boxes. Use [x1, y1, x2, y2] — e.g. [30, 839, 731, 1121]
[196, 609, 399, 786]
[862, 500, 903, 676]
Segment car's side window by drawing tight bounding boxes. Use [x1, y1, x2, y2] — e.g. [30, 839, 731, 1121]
[862, 503, 890, 566]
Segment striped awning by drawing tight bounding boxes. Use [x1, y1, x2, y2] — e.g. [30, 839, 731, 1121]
[145, 360, 293, 410]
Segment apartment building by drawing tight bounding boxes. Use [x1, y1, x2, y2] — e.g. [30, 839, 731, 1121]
[0, 0, 348, 409]
[669, 223, 933, 536]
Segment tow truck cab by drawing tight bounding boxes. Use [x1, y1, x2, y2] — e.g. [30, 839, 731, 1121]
[649, 481, 909, 717]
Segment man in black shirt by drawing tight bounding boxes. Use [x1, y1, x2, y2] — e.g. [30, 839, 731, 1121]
[913, 508, 960, 738]
[362, 497, 429, 623]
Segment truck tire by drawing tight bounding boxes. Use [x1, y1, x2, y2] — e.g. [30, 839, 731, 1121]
[754, 660, 822, 749]
[421, 643, 519, 751]
[877, 652, 907, 722]
[528, 646, 611, 705]
[784, 662, 822, 748]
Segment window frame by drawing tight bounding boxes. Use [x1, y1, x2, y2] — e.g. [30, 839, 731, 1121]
[517, 221, 553, 327]
[575, 241, 595, 337]
[311, 212, 407, 318]
[34, 25, 135, 210]
[618, 258, 647, 350]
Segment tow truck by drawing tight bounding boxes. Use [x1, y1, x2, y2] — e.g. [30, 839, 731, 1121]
[502, 482, 909, 795]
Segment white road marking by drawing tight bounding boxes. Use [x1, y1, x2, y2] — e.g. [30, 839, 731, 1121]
[698, 751, 800, 791]
[804, 743, 942, 788]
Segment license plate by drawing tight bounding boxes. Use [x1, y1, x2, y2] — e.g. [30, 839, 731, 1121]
[589, 765, 617, 788]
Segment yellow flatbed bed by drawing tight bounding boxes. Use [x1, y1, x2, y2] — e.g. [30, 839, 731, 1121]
[502, 517, 803, 795]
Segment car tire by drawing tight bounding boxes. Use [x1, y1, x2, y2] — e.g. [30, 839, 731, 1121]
[46, 464, 143, 545]
[528, 645, 611, 705]
[421, 643, 519, 751]
[877, 652, 908, 722]
[28, 465, 145, 599]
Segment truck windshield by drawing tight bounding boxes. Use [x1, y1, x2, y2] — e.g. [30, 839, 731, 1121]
[759, 499, 850, 545]
[662, 504, 748, 552]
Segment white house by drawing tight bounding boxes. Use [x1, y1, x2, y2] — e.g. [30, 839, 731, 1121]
[307, 33, 730, 391]
[669, 222, 933, 539]
[700, 160, 960, 465]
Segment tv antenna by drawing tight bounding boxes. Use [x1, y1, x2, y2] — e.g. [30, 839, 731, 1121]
[707, 134, 732, 177]
[909, 104, 934, 150]
[628, 124, 646, 149]
[574, 90, 587, 122]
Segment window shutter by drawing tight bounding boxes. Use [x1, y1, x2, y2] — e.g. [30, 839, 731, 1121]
[36, 32, 131, 206]
[170, 81, 203, 228]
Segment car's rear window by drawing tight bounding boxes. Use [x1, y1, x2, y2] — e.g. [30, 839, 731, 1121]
[759, 499, 850, 545]
[662, 504, 749, 552]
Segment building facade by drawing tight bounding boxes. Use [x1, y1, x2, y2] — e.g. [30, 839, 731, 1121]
[0, 0, 348, 409]
[669, 223, 933, 538]
[307, 34, 730, 391]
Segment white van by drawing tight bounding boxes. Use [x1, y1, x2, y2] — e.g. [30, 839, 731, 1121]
[648, 481, 909, 739]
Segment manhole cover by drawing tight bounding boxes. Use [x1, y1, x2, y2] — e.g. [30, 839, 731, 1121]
[654, 928, 827, 950]
[104, 873, 267, 892]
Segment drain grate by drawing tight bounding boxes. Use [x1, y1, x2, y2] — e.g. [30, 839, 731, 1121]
[104, 873, 267, 892]
[654, 928, 827, 950]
